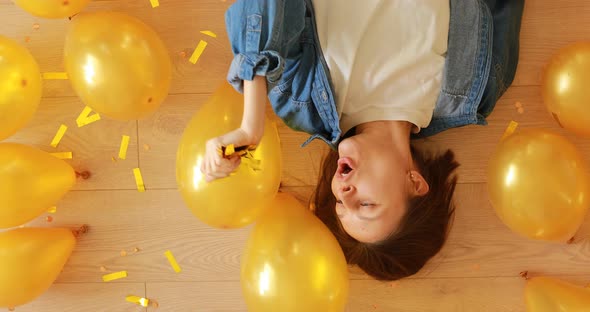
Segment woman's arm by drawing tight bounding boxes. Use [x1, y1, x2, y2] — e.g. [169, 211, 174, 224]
[241, 75, 267, 145]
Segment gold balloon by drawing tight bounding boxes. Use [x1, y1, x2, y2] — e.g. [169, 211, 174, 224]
[487, 129, 590, 241]
[543, 42, 590, 137]
[0, 35, 41, 141]
[241, 193, 349, 312]
[525, 277, 590, 312]
[13, 0, 90, 19]
[176, 84, 282, 229]
[0, 143, 76, 228]
[0, 227, 76, 308]
[64, 11, 171, 120]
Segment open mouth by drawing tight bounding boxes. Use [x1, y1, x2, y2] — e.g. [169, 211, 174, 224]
[336, 157, 355, 179]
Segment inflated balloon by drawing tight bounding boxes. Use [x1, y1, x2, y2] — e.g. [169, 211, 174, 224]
[176, 84, 281, 228]
[0, 143, 76, 228]
[525, 277, 590, 312]
[0, 35, 41, 141]
[13, 0, 90, 19]
[487, 129, 590, 241]
[0, 227, 76, 308]
[64, 11, 171, 120]
[241, 193, 349, 312]
[543, 42, 590, 137]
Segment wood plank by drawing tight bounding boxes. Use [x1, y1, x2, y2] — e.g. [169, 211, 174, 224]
[145, 276, 590, 312]
[515, 0, 590, 86]
[22, 185, 590, 284]
[5, 97, 139, 191]
[16, 283, 146, 312]
[1, 0, 233, 97]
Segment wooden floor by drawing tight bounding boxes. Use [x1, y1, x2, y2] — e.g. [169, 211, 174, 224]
[3, 0, 590, 311]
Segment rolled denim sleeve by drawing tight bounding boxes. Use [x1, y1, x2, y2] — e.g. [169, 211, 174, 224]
[225, 0, 305, 93]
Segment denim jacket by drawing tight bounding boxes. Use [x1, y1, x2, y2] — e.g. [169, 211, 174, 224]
[225, 0, 523, 149]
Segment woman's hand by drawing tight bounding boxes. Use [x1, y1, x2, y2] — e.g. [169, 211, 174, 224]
[201, 127, 261, 182]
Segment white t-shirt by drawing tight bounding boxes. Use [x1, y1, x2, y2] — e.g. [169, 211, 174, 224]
[312, 0, 450, 133]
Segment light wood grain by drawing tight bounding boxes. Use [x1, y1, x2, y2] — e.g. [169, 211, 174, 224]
[21, 184, 590, 285]
[16, 283, 146, 312]
[4, 96, 139, 190]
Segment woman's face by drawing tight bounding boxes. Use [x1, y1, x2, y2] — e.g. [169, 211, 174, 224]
[331, 135, 414, 243]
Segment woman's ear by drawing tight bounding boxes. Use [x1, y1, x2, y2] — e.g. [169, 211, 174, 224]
[409, 170, 429, 196]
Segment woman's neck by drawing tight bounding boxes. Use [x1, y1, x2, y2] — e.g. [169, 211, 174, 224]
[355, 120, 414, 168]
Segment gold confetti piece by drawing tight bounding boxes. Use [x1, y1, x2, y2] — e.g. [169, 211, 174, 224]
[47, 206, 57, 213]
[50, 124, 68, 148]
[46, 216, 53, 223]
[126, 295, 150, 307]
[133, 247, 140, 253]
[24, 36, 31, 43]
[120, 250, 127, 257]
[50, 152, 73, 159]
[32, 23, 39, 30]
[200, 30, 217, 38]
[133, 168, 146, 192]
[100, 266, 107, 272]
[164, 250, 181, 273]
[111, 156, 117, 162]
[189, 40, 208, 64]
[102, 271, 127, 282]
[179, 51, 187, 58]
[515, 101, 523, 108]
[224, 144, 235, 156]
[119, 135, 130, 160]
[517, 107, 524, 114]
[143, 144, 151, 151]
[42, 72, 68, 80]
[149, 0, 159, 8]
[76, 106, 101, 127]
[501, 121, 518, 141]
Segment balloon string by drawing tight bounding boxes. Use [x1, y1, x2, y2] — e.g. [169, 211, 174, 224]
[72, 224, 90, 238]
[75, 171, 91, 180]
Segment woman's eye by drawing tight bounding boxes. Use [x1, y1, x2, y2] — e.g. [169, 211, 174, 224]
[336, 199, 343, 204]
[360, 202, 373, 207]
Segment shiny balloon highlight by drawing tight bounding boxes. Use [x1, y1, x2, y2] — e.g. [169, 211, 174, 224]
[13, 0, 91, 19]
[0, 35, 41, 141]
[543, 42, 590, 137]
[0, 227, 76, 309]
[64, 11, 171, 120]
[241, 193, 349, 312]
[0, 143, 76, 228]
[176, 84, 282, 229]
[487, 129, 590, 241]
[525, 277, 590, 312]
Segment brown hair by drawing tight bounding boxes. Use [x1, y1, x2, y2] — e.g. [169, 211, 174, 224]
[313, 144, 459, 281]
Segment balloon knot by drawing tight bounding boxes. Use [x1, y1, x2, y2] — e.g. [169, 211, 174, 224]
[73, 224, 90, 238]
[75, 170, 91, 180]
[519, 271, 529, 280]
[567, 237, 575, 244]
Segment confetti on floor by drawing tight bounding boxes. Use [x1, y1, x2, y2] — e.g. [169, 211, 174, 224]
[143, 144, 151, 151]
[501, 121, 518, 141]
[149, 0, 159, 8]
[133, 168, 146, 192]
[47, 206, 57, 213]
[164, 250, 181, 273]
[120, 250, 127, 257]
[100, 266, 107, 272]
[200, 30, 217, 38]
[133, 247, 141, 253]
[102, 271, 128, 282]
[24, 36, 30, 43]
[50, 124, 68, 148]
[189, 40, 208, 64]
[32, 23, 39, 30]
[76, 106, 101, 127]
[50, 152, 73, 159]
[46, 216, 53, 223]
[126, 295, 150, 307]
[119, 135, 130, 160]
[42, 72, 68, 80]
